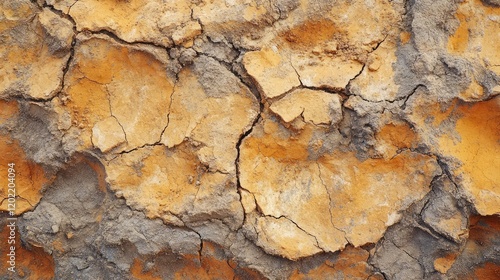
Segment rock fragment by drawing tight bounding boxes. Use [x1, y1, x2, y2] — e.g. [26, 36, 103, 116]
[269, 88, 342, 125]
[243, 47, 301, 98]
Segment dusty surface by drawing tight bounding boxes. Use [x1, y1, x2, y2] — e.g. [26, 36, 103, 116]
[0, 0, 499, 279]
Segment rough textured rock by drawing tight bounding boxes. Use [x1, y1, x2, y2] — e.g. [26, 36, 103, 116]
[106, 144, 244, 228]
[0, 215, 55, 279]
[407, 95, 500, 215]
[0, 134, 51, 214]
[53, 0, 194, 47]
[0, 1, 73, 100]
[17, 157, 202, 279]
[62, 33, 174, 152]
[1, 0, 500, 279]
[350, 39, 400, 102]
[448, 0, 500, 100]
[240, 116, 441, 258]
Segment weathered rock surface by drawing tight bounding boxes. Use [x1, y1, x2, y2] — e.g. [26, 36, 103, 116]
[350, 39, 400, 102]
[240, 116, 441, 259]
[1, 0, 499, 278]
[0, 0, 73, 100]
[448, 0, 500, 101]
[0, 215, 55, 279]
[61, 33, 174, 152]
[407, 95, 500, 216]
[52, 0, 194, 47]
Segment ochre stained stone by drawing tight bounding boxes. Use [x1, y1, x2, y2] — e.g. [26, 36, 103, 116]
[172, 242, 236, 279]
[169, 241, 267, 280]
[0, 220, 55, 280]
[192, 0, 277, 47]
[438, 98, 500, 215]
[434, 252, 459, 274]
[243, 0, 401, 97]
[290, 52, 363, 89]
[66, 0, 193, 47]
[269, 88, 342, 126]
[445, 215, 500, 279]
[161, 57, 259, 174]
[106, 144, 244, 228]
[349, 39, 400, 102]
[240, 117, 440, 259]
[375, 122, 419, 159]
[410, 97, 500, 215]
[0, 135, 51, 214]
[172, 21, 202, 46]
[70, 39, 260, 231]
[243, 47, 301, 99]
[448, 0, 500, 100]
[469, 263, 500, 280]
[252, 216, 323, 260]
[0, 99, 19, 125]
[130, 241, 266, 280]
[277, 0, 399, 90]
[290, 247, 375, 279]
[5, 0, 500, 277]
[0, 2, 73, 100]
[130, 259, 162, 280]
[62, 34, 174, 151]
[91, 116, 126, 153]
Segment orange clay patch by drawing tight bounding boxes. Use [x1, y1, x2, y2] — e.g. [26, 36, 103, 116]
[434, 252, 459, 274]
[400, 31, 411, 45]
[290, 246, 373, 279]
[0, 99, 19, 125]
[282, 20, 338, 48]
[376, 122, 418, 157]
[173, 242, 236, 279]
[130, 259, 162, 280]
[172, 242, 266, 279]
[470, 262, 500, 280]
[438, 97, 500, 215]
[243, 119, 313, 163]
[377, 123, 418, 147]
[448, 0, 500, 77]
[0, 221, 55, 279]
[447, 12, 469, 53]
[65, 36, 174, 150]
[468, 215, 500, 246]
[172, 254, 234, 280]
[0, 134, 51, 214]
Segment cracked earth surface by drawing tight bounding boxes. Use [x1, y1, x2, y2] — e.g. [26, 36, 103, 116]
[0, 0, 499, 279]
